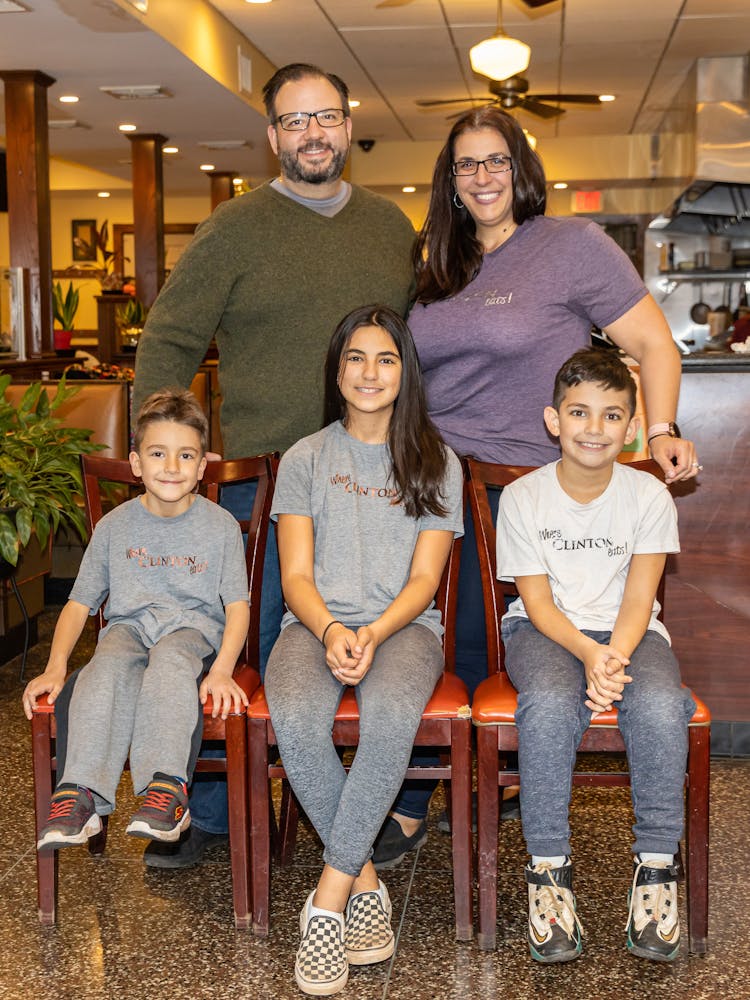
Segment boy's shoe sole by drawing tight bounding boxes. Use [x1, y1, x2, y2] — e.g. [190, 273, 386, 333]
[126, 808, 191, 842]
[37, 811, 102, 851]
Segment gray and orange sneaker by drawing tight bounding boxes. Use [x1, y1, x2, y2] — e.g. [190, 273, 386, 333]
[126, 773, 190, 842]
[37, 784, 102, 851]
[626, 857, 681, 962]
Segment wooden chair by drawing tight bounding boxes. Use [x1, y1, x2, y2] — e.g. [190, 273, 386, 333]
[466, 458, 711, 954]
[247, 536, 474, 941]
[29, 453, 276, 927]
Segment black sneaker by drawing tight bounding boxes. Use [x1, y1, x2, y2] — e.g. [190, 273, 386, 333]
[37, 784, 102, 851]
[525, 860, 583, 963]
[126, 773, 190, 842]
[143, 825, 228, 869]
[626, 857, 681, 962]
[372, 816, 428, 871]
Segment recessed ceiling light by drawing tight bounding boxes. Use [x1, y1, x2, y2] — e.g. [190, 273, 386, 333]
[599, 94, 615, 102]
[232, 177, 244, 186]
[553, 182, 568, 190]
[402, 186, 416, 194]
[59, 94, 79, 104]
[118, 123, 137, 132]
[348, 100, 360, 109]
[200, 164, 215, 172]
[97, 191, 111, 198]
[162, 146, 179, 154]
[245, 0, 273, 4]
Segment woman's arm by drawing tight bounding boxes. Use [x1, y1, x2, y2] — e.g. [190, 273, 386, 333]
[603, 295, 698, 482]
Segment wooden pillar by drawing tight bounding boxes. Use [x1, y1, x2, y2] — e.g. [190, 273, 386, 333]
[0, 70, 55, 358]
[127, 133, 166, 310]
[209, 171, 236, 211]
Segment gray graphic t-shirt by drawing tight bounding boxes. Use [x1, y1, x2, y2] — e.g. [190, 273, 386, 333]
[70, 494, 249, 652]
[271, 420, 464, 639]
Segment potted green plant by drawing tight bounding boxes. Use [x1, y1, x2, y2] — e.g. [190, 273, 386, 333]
[72, 219, 126, 292]
[116, 297, 149, 350]
[52, 280, 79, 354]
[0, 374, 102, 568]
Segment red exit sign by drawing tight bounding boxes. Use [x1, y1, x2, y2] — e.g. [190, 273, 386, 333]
[573, 190, 602, 213]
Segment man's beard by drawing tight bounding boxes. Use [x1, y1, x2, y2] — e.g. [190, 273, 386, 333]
[279, 140, 349, 185]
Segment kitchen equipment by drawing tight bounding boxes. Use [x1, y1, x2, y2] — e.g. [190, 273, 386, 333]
[707, 286, 732, 340]
[714, 284, 732, 321]
[690, 284, 710, 324]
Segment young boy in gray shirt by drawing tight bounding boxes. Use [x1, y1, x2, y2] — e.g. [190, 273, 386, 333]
[23, 389, 250, 850]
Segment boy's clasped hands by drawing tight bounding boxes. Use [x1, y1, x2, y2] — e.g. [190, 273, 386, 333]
[582, 640, 632, 717]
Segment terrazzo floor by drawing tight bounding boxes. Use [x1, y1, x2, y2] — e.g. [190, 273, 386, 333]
[1, 609, 747, 1000]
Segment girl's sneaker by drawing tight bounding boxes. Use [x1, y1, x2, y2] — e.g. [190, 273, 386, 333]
[295, 890, 348, 996]
[37, 784, 102, 851]
[525, 859, 583, 963]
[126, 773, 190, 841]
[626, 857, 681, 962]
[344, 879, 395, 965]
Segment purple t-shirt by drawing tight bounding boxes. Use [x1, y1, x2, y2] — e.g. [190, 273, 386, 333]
[409, 215, 647, 465]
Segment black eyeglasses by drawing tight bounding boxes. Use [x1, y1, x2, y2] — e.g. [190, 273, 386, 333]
[451, 155, 513, 176]
[275, 108, 347, 132]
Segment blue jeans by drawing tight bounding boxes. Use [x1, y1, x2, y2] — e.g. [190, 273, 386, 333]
[188, 479, 283, 834]
[502, 618, 696, 858]
[391, 490, 501, 819]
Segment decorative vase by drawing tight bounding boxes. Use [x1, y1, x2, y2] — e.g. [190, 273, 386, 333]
[53, 329, 74, 356]
[119, 325, 144, 351]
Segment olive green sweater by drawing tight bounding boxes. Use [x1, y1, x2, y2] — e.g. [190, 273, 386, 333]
[133, 183, 415, 457]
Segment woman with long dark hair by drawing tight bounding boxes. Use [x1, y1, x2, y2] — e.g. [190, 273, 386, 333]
[376, 105, 700, 867]
[263, 304, 464, 996]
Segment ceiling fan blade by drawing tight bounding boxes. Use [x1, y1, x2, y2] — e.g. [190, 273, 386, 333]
[520, 0, 558, 7]
[531, 93, 603, 105]
[519, 97, 565, 119]
[416, 98, 479, 108]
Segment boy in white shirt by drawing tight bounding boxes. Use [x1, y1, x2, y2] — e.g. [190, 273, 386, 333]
[496, 348, 695, 964]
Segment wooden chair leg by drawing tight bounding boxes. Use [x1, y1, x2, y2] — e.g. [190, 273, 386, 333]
[226, 713, 251, 929]
[249, 717, 272, 937]
[276, 779, 299, 866]
[686, 724, 710, 954]
[31, 715, 57, 925]
[476, 725, 500, 950]
[450, 718, 473, 941]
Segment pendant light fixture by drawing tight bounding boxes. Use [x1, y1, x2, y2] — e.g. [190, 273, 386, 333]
[470, 0, 531, 82]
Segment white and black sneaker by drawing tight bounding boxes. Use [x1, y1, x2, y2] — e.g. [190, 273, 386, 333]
[626, 857, 681, 962]
[525, 859, 583, 963]
[345, 880, 395, 966]
[295, 890, 348, 996]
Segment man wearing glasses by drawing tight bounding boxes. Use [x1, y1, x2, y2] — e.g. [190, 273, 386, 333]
[124, 63, 416, 867]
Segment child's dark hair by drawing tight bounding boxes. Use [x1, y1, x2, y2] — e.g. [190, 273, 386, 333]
[133, 389, 209, 454]
[553, 348, 637, 417]
[322, 305, 449, 519]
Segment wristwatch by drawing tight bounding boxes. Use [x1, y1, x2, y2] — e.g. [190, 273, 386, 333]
[647, 421, 681, 443]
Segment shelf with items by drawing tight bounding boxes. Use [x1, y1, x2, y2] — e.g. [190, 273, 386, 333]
[657, 269, 750, 282]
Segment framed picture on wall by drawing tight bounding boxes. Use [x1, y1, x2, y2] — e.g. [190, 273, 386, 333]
[71, 219, 98, 262]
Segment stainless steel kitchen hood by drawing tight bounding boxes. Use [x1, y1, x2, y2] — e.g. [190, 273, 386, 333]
[650, 56, 750, 238]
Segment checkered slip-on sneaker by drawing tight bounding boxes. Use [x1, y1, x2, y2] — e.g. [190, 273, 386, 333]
[126, 773, 190, 842]
[37, 784, 102, 851]
[525, 860, 583, 963]
[345, 880, 395, 966]
[295, 891, 348, 997]
[626, 857, 681, 962]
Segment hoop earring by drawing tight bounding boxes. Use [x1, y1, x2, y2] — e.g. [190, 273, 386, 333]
[453, 191, 464, 209]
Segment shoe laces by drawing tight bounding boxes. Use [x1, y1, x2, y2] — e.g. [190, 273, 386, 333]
[142, 786, 179, 814]
[530, 863, 584, 941]
[625, 858, 677, 933]
[48, 788, 87, 819]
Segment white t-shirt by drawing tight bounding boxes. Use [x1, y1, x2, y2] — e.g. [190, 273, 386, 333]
[496, 462, 679, 644]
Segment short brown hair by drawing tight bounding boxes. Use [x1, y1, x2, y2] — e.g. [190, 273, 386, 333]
[133, 388, 209, 453]
[262, 63, 350, 122]
[553, 348, 637, 417]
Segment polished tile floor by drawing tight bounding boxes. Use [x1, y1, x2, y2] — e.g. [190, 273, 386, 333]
[1, 609, 747, 1000]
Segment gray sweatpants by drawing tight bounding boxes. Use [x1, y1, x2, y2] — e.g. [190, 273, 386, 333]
[264, 621, 444, 877]
[503, 618, 697, 859]
[61, 624, 211, 813]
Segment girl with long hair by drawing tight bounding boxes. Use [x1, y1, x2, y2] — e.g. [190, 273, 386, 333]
[263, 304, 464, 996]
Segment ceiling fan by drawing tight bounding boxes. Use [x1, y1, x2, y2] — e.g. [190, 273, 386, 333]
[416, 74, 604, 120]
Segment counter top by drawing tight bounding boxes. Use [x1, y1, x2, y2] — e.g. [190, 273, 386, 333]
[681, 352, 750, 372]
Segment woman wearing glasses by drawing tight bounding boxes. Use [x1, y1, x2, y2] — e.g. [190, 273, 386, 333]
[374, 105, 700, 868]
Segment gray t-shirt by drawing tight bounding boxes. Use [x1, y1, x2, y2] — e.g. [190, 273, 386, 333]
[271, 420, 464, 639]
[70, 494, 249, 652]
